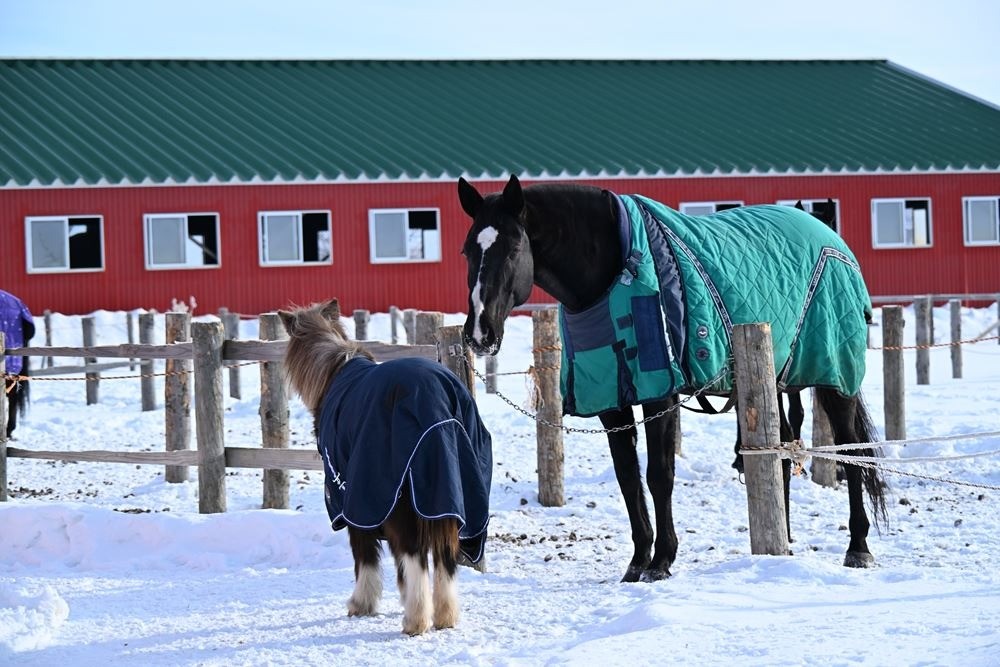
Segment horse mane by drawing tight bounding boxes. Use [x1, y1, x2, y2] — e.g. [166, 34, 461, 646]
[279, 302, 374, 413]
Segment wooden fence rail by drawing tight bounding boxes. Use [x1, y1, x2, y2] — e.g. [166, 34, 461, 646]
[1, 315, 444, 514]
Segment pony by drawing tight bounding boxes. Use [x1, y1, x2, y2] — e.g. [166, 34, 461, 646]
[458, 175, 887, 583]
[1, 289, 35, 439]
[279, 300, 493, 635]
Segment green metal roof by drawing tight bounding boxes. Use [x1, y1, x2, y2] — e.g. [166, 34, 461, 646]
[2, 58, 1000, 187]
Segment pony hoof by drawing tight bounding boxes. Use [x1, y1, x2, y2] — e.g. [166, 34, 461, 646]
[843, 551, 875, 568]
[639, 568, 671, 583]
[403, 616, 432, 636]
[620, 565, 645, 583]
[347, 598, 377, 617]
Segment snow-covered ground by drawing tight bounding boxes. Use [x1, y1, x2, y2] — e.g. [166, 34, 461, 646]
[2, 303, 999, 666]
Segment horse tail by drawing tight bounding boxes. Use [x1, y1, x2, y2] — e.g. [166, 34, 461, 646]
[17, 356, 30, 416]
[853, 393, 889, 529]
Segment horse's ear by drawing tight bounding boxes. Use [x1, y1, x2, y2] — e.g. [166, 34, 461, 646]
[321, 298, 341, 322]
[794, 200, 805, 211]
[278, 310, 297, 335]
[458, 177, 484, 219]
[502, 174, 525, 216]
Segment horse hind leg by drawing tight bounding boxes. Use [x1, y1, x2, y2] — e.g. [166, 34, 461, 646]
[384, 492, 433, 635]
[815, 387, 888, 568]
[347, 526, 383, 616]
[429, 518, 460, 629]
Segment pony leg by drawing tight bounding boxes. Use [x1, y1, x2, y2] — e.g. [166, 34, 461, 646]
[815, 388, 888, 568]
[384, 493, 432, 635]
[430, 518, 460, 630]
[347, 527, 383, 616]
[641, 398, 678, 581]
[600, 407, 653, 583]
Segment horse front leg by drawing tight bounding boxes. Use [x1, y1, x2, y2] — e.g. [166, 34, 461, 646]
[600, 408, 653, 583]
[641, 397, 679, 581]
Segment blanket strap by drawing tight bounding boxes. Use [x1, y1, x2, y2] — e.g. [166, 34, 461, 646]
[682, 392, 738, 415]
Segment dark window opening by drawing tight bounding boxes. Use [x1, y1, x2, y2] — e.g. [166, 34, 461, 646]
[68, 217, 102, 269]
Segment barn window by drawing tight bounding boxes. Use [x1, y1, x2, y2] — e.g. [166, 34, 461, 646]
[963, 196, 1000, 246]
[368, 208, 441, 263]
[679, 201, 743, 216]
[871, 198, 932, 248]
[144, 213, 220, 269]
[258, 211, 332, 266]
[25, 215, 104, 273]
[776, 199, 840, 233]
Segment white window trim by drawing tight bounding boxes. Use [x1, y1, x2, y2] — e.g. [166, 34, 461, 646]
[679, 201, 744, 216]
[871, 197, 933, 249]
[257, 210, 333, 267]
[25, 214, 105, 274]
[962, 196, 1000, 247]
[143, 212, 221, 271]
[368, 207, 442, 264]
[776, 198, 841, 232]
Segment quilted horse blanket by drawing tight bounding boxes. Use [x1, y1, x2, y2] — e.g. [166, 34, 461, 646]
[559, 195, 872, 417]
[315, 356, 493, 563]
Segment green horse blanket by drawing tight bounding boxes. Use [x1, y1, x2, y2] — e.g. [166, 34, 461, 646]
[559, 195, 872, 417]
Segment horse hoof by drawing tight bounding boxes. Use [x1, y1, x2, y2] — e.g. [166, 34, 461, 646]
[843, 551, 875, 568]
[620, 565, 645, 583]
[639, 568, 671, 583]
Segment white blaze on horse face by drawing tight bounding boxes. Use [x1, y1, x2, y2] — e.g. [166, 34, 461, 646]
[471, 226, 500, 345]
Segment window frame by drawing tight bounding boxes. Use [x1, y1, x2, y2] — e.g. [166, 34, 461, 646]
[368, 207, 442, 264]
[870, 197, 933, 249]
[25, 214, 106, 274]
[257, 209, 333, 267]
[143, 212, 221, 270]
[679, 201, 744, 216]
[962, 196, 1000, 247]
[776, 198, 841, 233]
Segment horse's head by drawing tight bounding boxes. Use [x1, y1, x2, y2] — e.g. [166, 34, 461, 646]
[458, 175, 535, 356]
[278, 299, 372, 412]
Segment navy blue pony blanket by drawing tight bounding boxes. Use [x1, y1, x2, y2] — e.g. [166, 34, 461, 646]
[315, 356, 493, 563]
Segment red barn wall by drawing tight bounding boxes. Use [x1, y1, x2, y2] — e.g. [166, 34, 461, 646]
[2, 173, 998, 316]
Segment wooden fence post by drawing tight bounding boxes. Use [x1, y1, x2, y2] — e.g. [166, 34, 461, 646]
[950, 299, 963, 379]
[415, 311, 444, 345]
[389, 306, 400, 344]
[220, 308, 241, 400]
[435, 324, 486, 572]
[882, 305, 906, 441]
[914, 297, 931, 385]
[810, 390, 837, 488]
[353, 309, 370, 341]
[0, 333, 7, 502]
[193, 321, 226, 514]
[435, 325, 475, 395]
[82, 316, 99, 405]
[484, 355, 498, 394]
[403, 309, 417, 344]
[732, 322, 790, 557]
[533, 309, 564, 507]
[259, 313, 290, 510]
[127, 310, 137, 371]
[139, 312, 157, 411]
[43, 309, 53, 368]
[164, 312, 191, 483]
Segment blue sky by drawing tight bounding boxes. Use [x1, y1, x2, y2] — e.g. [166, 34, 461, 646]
[2, 0, 999, 107]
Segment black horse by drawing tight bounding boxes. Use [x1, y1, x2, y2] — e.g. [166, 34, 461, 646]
[459, 175, 887, 583]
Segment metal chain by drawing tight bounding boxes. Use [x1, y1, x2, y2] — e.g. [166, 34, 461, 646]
[465, 355, 733, 434]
